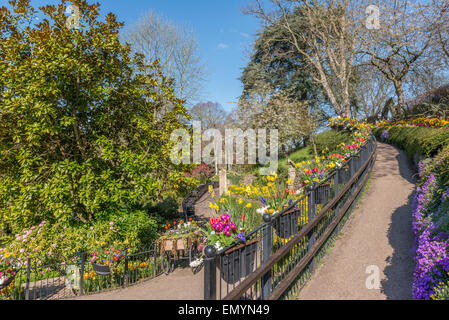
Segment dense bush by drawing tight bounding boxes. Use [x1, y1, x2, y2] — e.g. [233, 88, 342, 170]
[373, 126, 449, 160]
[314, 130, 353, 155]
[6, 211, 158, 266]
[0, 1, 196, 243]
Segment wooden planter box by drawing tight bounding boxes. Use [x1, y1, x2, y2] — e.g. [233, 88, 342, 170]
[159, 235, 200, 254]
[219, 238, 259, 285]
[314, 183, 330, 205]
[272, 209, 299, 239]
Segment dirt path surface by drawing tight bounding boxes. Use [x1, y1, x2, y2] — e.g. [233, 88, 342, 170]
[297, 142, 416, 300]
[74, 267, 204, 300]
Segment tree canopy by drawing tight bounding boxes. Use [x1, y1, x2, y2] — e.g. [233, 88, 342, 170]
[0, 0, 195, 240]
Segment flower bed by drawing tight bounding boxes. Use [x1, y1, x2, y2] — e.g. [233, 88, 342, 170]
[377, 117, 449, 129]
[412, 165, 449, 300]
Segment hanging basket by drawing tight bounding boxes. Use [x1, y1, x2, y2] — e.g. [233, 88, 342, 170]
[272, 209, 299, 239]
[0, 275, 15, 290]
[218, 238, 259, 285]
[314, 183, 330, 205]
[91, 262, 111, 276]
[339, 167, 351, 185]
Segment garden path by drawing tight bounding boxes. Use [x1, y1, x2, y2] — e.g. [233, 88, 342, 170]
[297, 142, 416, 300]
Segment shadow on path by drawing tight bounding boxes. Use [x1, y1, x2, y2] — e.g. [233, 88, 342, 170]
[381, 191, 415, 299]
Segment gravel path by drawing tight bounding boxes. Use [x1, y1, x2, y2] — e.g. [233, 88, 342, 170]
[297, 142, 416, 300]
[73, 267, 204, 300]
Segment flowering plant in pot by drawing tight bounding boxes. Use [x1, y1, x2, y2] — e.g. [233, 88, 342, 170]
[295, 157, 329, 189]
[89, 245, 127, 276]
[203, 213, 258, 284]
[231, 173, 301, 218]
[157, 219, 203, 255]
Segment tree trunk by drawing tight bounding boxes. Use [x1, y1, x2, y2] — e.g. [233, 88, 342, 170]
[393, 80, 406, 120]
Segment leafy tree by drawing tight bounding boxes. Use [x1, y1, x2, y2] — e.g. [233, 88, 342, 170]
[239, 17, 319, 105]
[0, 0, 195, 240]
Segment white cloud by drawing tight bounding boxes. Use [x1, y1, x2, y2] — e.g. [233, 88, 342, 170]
[239, 32, 250, 38]
[217, 43, 229, 49]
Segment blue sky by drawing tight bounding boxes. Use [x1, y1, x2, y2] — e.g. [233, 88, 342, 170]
[29, 0, 262, 112]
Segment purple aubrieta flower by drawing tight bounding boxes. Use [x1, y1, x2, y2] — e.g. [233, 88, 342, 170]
[411, 167, 449, 300]
[380, 130, 389, 140]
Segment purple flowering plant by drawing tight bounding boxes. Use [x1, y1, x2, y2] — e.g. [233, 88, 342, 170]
[380, 130, 389, 140]
[205, 213, 249, 250]
[412, 161, 449, 300]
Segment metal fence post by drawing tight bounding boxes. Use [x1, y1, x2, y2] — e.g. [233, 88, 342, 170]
[307, 187, 316, 273]
[334, 169, 339, 196]
[261, 213, 272, 299]
[79, 252, 85, 296]
[204, 245, 217, 300]
[124, 248, 129, 287]
[25, 257, 31, 300]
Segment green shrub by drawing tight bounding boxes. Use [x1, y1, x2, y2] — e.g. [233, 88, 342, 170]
[314, 130, 353, 155]
[5, 211, 158, 266]
[374, 126, 449, 187]
[374, 126, 449, 160]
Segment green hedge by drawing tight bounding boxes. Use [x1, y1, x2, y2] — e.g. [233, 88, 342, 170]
[314, 129, 353, 155]
[374, 126, 449, 186]
[373, 126, 449, 159]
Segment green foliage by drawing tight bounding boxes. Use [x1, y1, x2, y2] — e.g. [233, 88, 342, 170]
[374, 126, 449, 187]
[0, 0, 196, 241]
[374, 126, 449, 159]
[314, 130, 352, 155]
[146, 198, 182, 226]
[7, 211, 158, 266]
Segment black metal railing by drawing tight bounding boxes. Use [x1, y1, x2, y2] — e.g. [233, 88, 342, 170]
[0, 244, 169, 300]
[203, 136, 377, 300]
